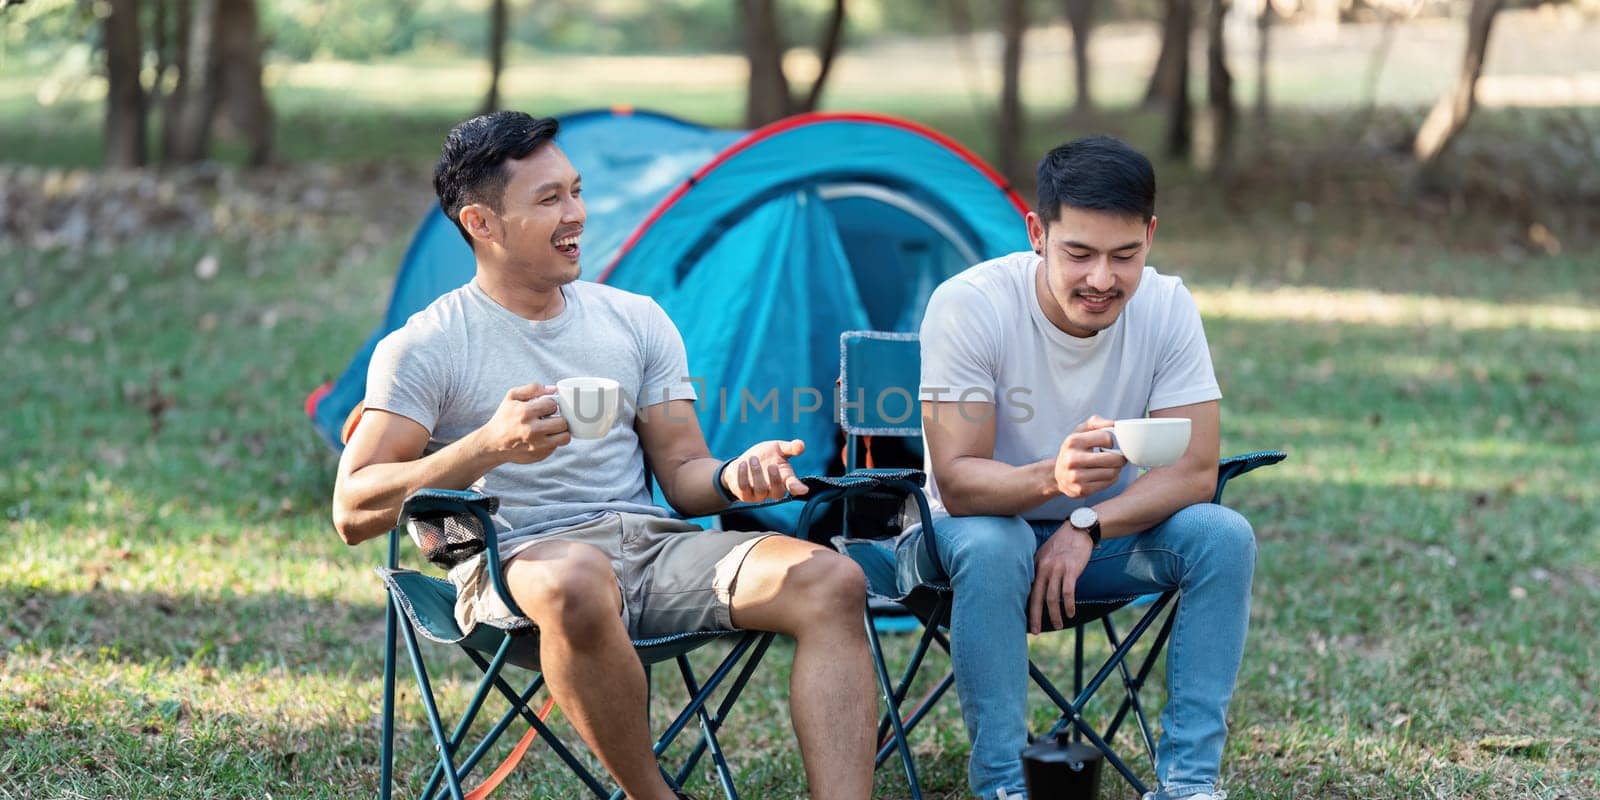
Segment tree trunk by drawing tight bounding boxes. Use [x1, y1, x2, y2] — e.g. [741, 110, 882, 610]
[152, 0, 169, 105]
[1161, 0, 1194, 157]
[1204, 0, 1236, 174]
[997, 0, 1027, 187]
[1353, 13, 1397, 136]
[103, 0, 146, 168]
[213, 0, 274, 166]
[1144, 0, 1190, 109]
[1064, 0, 1094, 112]
[945, 0, 974, 40]
[1414, 0, 1503, 165]
[741, 0, 792, 127]
[159, 0, 191, 161]
[800, 0, 846, 112]
[480, 0, 508, 115]
[1253, 0, 1270, 139]
[165, 0, 217, 163]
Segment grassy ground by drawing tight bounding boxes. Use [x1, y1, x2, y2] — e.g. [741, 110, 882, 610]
[3, 25, 1600, 799]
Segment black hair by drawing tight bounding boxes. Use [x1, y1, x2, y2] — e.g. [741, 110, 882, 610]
[433, 111, 561, 246]
[1035, 135, 1156, 224]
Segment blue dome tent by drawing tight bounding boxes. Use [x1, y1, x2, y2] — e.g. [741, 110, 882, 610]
[306, 108, 1028, 529]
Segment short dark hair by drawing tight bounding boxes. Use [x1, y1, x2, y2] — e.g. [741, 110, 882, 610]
[433, 111, 561, 245]
[1035, 135, 1156, 224]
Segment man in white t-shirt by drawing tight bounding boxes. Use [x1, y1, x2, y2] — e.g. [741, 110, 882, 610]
[908, 136, 1254, 800]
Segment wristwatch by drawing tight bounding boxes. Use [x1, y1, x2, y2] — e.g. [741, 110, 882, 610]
[1069, 506, 1102, 547]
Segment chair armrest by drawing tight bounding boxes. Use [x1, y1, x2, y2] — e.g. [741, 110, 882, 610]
[401, 488, 500, 519]
[1213, 450, 1287, 504]
[394, 488, 526, 619]
[788, 469, 943, 575]
[803, 468, 926, 492]
[718, 468, 928, 513]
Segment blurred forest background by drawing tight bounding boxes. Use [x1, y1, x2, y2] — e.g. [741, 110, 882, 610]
[5, 0, 1599, 212]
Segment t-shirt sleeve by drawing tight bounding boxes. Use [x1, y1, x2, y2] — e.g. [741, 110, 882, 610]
[638, 299, 698, 409]
[1148, 281, 1223, 412]
[364, 325, 451, 433]
[919, 280, 1000, 403]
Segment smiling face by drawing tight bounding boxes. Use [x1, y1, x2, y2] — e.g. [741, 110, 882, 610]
[1027, 205, 1157, 338]
[457, 143, 586, 291]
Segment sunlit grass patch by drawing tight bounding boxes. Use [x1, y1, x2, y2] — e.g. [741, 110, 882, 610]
[1193, 285, 1600, 333]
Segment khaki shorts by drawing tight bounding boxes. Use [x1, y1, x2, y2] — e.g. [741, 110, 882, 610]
[449, 511, 777, 645]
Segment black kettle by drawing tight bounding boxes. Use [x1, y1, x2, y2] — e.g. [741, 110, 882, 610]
[1021, 732, 1103, 799]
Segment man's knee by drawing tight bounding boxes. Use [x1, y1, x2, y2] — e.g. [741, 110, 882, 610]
[1205, 504, 1255, 556]
[936, 515, 1035, 585]
[508, 543, 620, 629]
[788, 549, 868, 617]
[1174, 503, 1256, 574]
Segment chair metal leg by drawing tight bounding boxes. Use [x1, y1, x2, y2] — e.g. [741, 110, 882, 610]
[395, 612, 468, 800]
[1073, 624, 1086, 744]
[873, 670, 953, 767]
[1101, 603, 1177, 771]
[866, 608, 924, 800]
[381, 595, 399, 800]
[658, 632, 772, 792]
[874, 600, 944, 749]
[1041, 594, 1175, 730]
[1069, 713, 1149, 796]
[419, 639, 565, 800]
[416, 637, 519, 794]
[1036, 593, 1177, 796]
[673, 652, 740, 800]
[870, 623, 955, 766]
[1099, 613, 1157, 765]
[468, 650, 611, 798]
[1031, 657, 1150, 795]
[421, 676, 546, 800]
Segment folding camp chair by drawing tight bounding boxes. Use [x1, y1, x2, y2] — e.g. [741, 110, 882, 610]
[377, 489, 776, 800]
[827, 330, 1286, 798]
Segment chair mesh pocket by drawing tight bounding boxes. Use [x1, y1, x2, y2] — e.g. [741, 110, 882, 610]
[407, 511, 488, 570]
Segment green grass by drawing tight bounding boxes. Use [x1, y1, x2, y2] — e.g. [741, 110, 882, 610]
[4, 46, 1599, 798]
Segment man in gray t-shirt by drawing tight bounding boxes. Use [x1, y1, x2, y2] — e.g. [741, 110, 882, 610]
[909, 137, 1255, 800]
[366, 276, 700, 540]
[332, 112, 875, 800]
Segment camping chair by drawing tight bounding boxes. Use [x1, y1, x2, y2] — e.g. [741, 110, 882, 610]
[377, 488, 776, 800]
[827, 330, 1286, 798]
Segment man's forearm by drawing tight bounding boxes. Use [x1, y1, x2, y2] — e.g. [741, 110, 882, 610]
[938, 456, 1058, 517]
[1091, 462, 1216, 540]
[334, 432, 505, 545]
[655, 455, 729, 519]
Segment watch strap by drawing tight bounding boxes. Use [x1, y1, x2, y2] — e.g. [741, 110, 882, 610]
[713, 459, 738, 504]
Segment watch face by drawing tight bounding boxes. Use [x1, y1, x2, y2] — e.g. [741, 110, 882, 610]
[1070, 507, 1097, 528]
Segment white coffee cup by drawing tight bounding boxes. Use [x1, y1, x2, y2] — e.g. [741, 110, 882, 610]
[1109, 417, 1191, 467]
[554, 377, 622, 440]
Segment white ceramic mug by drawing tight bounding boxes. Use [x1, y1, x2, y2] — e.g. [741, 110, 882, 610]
[1109, 417, 1191, 467]
[554, 377, 622, 440]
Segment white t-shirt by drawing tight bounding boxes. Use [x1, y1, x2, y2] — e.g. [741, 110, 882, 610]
[366, 280, 698, 538]
[919, 252, 1221, 521]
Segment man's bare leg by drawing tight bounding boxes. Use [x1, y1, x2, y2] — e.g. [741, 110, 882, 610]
[728, 536, 875, 799]
[506, 540, 677, 800]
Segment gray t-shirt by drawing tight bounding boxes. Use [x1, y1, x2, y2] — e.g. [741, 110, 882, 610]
[365, 280, 698, 539]
[919, 253, 1222, 521]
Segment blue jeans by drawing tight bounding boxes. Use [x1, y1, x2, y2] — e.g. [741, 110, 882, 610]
[897, 504, 1255, 800]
